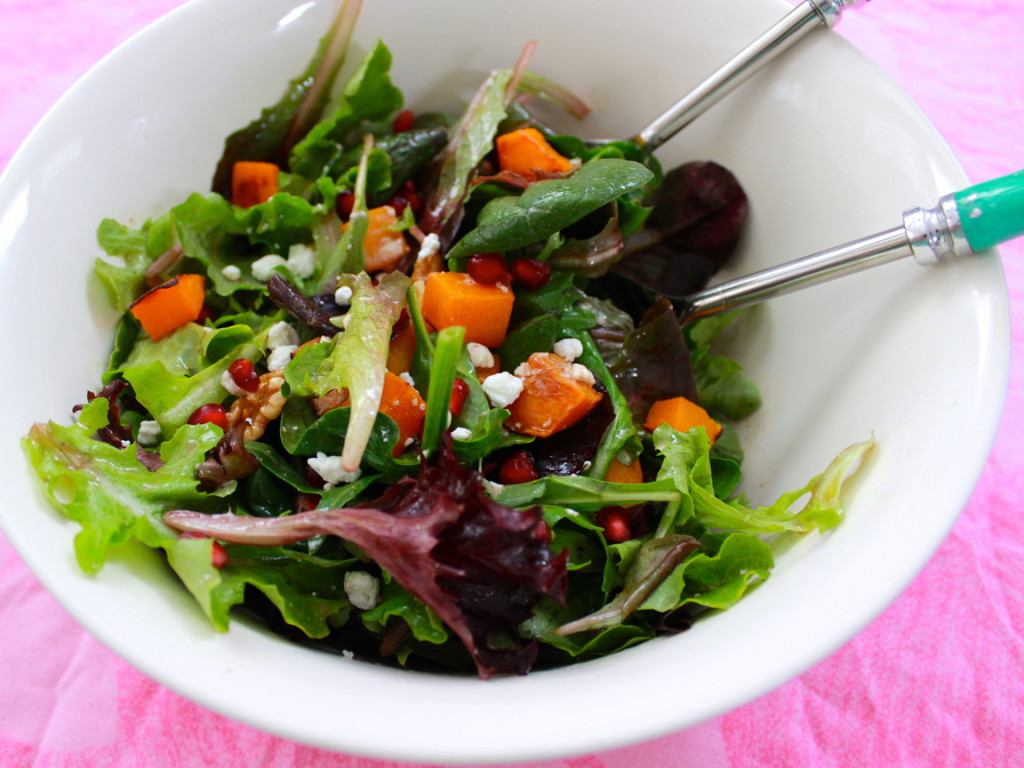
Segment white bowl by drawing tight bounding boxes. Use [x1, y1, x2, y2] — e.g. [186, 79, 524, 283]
[0, 0, 1008, 763]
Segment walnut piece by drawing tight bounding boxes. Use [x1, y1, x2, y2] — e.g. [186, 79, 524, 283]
[226, 370, 287, 442]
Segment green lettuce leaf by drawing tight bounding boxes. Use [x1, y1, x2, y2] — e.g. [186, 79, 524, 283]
[123, 324, 261, 436]
[654, 425, 874, 534]
[312, 271, 410, 471]
[23, 398, 227, 573]
[94, 214, 175, 311]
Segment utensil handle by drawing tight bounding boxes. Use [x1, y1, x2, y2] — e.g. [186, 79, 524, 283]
[637, 0, 869, 152]
[955, 170, 1024, 252]
[684, 170, 1024, 321]
[683, 226, 910, 320]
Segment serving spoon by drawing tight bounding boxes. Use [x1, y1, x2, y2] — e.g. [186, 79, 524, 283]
[594, 0, 871, 153]
[653, 170, 1024, 320]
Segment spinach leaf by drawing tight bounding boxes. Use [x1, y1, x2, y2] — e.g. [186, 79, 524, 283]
[289, 40, 404, 180]
[210, 0, 361, 195]
[447, 159, 654, 261]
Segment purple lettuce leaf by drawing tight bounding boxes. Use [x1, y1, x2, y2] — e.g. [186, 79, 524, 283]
[166, 440, 567, 678]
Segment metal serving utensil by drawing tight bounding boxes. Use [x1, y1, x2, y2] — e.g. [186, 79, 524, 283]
[593, 0, 871, 153]
[666, 170, 1024, 320]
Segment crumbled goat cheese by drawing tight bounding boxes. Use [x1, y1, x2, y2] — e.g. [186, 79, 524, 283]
[450, 427, 473, 441]
[416, 232, 441, 262]
[267, 344, 297, 371]
[286, 243, 317, 279]
[266, 320, 299, 350]
[344, 571, 381, 610]
[399, 371, 415, 386]
[553, 337, 583, 362]
[137, 419, 162, 446]
[334, 285, 353, 306]
[466, 342, 495, 370]
[569, 363, 596, 385]
[481, 372, 523, 408]
[307, 452, 362, 488]
[250, 254, 287, 282]
[220, 368, 247, 397]
[221, 265, 241, 281]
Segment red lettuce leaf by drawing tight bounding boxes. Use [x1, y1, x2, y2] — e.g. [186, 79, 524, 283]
[166, 439, 567, 678]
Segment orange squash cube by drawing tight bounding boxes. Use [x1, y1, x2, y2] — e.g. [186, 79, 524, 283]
[420, 271, 515, 348]
[496, 127, 574, 181]
[506, 352, 602, 438]
[644, 396, 722, 443]
[231, 161, 279, 208]
[129, 273, 206, 341]
[344, 205, 410, 273]
[379, 371, 426, 455]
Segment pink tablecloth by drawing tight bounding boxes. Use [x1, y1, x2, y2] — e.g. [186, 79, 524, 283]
[1, 1, 1021, 766]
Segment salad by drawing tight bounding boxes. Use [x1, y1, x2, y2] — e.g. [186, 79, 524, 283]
[23, 0, 871, 679]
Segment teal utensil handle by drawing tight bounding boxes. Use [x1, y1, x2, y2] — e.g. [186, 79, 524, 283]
[955, 170, 1024, 252]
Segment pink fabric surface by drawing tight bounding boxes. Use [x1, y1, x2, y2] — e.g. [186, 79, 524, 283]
[1, 1, 1021, 766]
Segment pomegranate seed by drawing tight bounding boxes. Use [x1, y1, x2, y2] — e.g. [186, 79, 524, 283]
[210, 541, 229, 569]
[196, 305, 216, 325]
[467, 253, 510, 285]
[303, 464, 326, 489]
[187, 403, 228, 429]
[510, 257, 552, 291]
[533, 519, 552, 544]
[337, 191, 355, 220]
[295, 492, 321, 513]
[598, 507, 633, 543]
[228, 358, 260, 393]
[401, 180, 423, 213]
[449, 378, 470, 416]
[499, 451, 539, 485]
[392, 109, 415, 133]
[388, 195, 408, 217]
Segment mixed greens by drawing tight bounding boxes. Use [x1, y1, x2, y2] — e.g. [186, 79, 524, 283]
[24, 0, 872, 679]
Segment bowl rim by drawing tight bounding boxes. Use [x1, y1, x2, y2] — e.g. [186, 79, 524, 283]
[0, 0, 1010, 763]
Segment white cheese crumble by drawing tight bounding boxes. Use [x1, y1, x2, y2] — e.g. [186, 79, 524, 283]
[553, 337, 583, 362]
[266, 320, 299, 350]
[416, 232, 441, 262]
[286, 243, 317, 279]
[221, 265, 241, 281]
[307, 452, 362, 489]
[250, 254, 287, 282]
[137, 419, 162, 446]
[399, 371, 415, 386]
[220, 368, 247, 397]
[334, 285, 353, 306]
[450, 427, 473, 441]
[343, 571, 381, 610]
[569, 363, 596, 385]
[267, 344, 297, 371]
[481, 372, 523, 408]
[466, 342, 495, 370]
